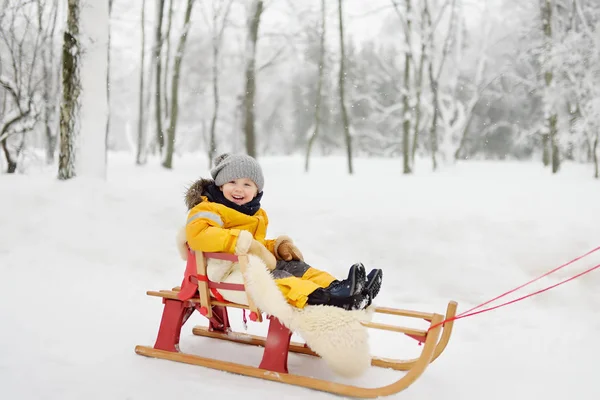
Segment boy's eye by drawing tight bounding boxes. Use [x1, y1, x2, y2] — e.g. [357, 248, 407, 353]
[244, 183, 251, 187]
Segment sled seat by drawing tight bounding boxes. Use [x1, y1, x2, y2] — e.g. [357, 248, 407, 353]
[147, 248, 263, 322]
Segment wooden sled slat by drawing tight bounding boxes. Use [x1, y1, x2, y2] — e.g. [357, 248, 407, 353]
[360, 321, 427, 337]
[374, 306, 435, 320]
[190, 300, 458, 372]
[135, 313, 444, 399]
[147, 290, 258, 311]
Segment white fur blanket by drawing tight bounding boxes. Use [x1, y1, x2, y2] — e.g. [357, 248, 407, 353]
[175, 231, 373, 377]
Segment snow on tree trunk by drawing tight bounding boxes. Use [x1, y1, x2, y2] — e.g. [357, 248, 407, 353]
[58, 0, 108, 180]
[79, 0, 108, 178]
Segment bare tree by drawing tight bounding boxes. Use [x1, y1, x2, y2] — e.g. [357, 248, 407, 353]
[337, 0, 353, 174]
[106, 0, 114, 158]
[411, 1, 429, 165]
[36, 0, 59, 164]
[58, 0, 81, 179]
[426, 0, 456, 171]
[389, 0, 414, 174]
[205, 0, 233, 168]
[540, 0, 560, 173]
[153, 0, 166, 153]
[0, 1, 44, 173]
[162, 0, 195, 169]
[58, 0, 109, 179]
[305, 0, 326, 172]
[136, 0, 147, 165]
[242, 0, 264, 158]
[162, 0, 173, 118]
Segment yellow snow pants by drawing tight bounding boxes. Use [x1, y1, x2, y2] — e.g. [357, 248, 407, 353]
[272, 260, 336, 309]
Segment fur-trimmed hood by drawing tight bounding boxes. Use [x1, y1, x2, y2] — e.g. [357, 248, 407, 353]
[184, 178, 213, 210]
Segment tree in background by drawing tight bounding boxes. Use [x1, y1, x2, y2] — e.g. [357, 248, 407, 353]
[58, 0, 109, 180]
[337, 0, 353, 174]
[162, 0, 196, 169]
[304, 0, 326, 172]
[242, 0, 263, 158]
[205, 0, 233, 168]
[0, 0, 48, 173]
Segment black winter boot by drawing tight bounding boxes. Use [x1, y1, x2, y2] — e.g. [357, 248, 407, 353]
[325, 263, 367, 297]
[305, 263, 370, 311]
[362, 269, 383, 307]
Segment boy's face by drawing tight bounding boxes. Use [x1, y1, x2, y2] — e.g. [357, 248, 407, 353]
[220, 178, 259, 205]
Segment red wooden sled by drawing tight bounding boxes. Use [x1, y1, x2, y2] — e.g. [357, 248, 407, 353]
[135, 249, 457, 398]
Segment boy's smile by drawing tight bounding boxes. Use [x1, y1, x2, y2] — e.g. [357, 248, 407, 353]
[221, 178, 259, 205]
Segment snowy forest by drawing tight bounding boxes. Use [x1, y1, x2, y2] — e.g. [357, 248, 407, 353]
[1, 0, 599, 178]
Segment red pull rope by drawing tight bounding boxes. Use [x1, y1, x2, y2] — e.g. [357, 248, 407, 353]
[428, 246, 600, 332]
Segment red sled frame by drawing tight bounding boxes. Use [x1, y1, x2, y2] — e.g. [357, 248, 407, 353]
[135, 249, 458, 398]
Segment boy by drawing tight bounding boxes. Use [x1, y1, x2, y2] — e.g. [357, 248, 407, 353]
[184, 153, 382, 310]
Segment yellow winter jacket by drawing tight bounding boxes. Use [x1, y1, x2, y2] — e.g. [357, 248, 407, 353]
[185, 196, 277, 255]
[182, 179, 334, 308]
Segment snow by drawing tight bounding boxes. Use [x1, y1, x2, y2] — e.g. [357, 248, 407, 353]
[1, 154, 599, 399]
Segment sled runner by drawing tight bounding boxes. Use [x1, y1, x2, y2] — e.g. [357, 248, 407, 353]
[135, 249, 457, 398]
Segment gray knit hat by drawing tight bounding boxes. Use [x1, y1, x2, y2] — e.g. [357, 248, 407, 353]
[210, 153, 265, 192]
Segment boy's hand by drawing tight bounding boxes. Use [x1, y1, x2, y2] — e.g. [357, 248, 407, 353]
[277, 241, 304, 261]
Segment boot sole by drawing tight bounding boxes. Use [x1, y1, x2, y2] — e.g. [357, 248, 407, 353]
[352, 263, 367, 295]
[365, 269, 382, 299]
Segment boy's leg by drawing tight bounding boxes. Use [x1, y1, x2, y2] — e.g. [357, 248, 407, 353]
[274, 260, 366, 294]
[272, 265, 370, 311]
[272, 270, 323, 309]
[274, 260, 335, 287]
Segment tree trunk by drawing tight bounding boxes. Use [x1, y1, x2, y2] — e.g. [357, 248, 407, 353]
[541, 0, 560, 172]
[401, 0, 413, 174]
[1, 140, 17, 173]
[106, 0, 113, 161]
[243, 0, 263, 158]
[58, 0, 81, 180]
[162, 0, 195, 169]
[550, 114, 560, 173]
[163, 0, 173, 118]
[429, 60, 439, 171]
[77, 0, 109, 178]
[454, 113, 474, 160]
[208, 34, 219, 168]
[542, 133, 550, 165]
[154, 0, 166, 153]
[411, 31, 426, 164]
[593, 135, 598, 179]
[208, 1, 233, 168]
[305, 0, 326, 173]
[136, 0, 147, 165]
[337, 0, 353, 174]
[38, 0, 59, 165]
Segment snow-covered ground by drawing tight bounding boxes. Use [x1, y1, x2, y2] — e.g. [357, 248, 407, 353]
[1, 154, 599, 400]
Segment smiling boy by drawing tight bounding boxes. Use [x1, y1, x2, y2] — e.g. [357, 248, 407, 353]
[183, 153, 382, 310]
